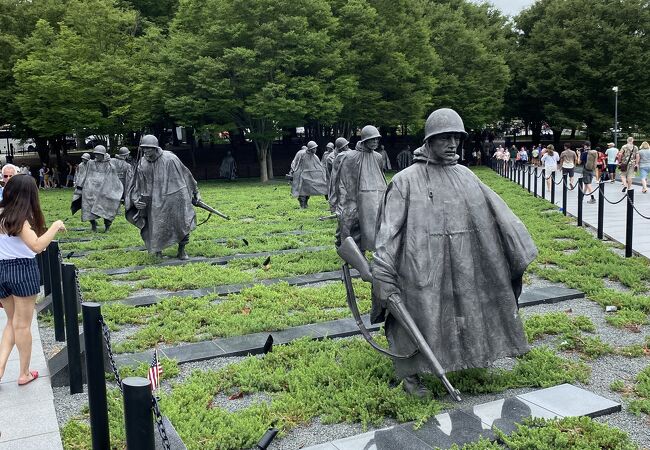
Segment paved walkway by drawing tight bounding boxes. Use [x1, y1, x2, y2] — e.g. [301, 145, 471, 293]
[501, 166, 650, 258]
[0, 311, 63, 449]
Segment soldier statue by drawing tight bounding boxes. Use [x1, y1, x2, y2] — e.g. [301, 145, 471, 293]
[327, 137, 349, 212]
[113, 147, 133, 199]
[75, 146, 122, 232]
[396, 146, 413, 171]
[370, 108, 536, 397]
[219, 150, 237, 180]
[378, 145, 392, 172]
[329, 126, 386, 250]
[125, 135, 200, 260]
[288, 141, 327, 208]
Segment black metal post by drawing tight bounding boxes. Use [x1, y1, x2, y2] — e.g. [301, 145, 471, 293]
[123, 377, 155, 450]
[541, 171, 546, 199]
[42, 247, 52, 297]
[626, 189, 634, 257]
[577, 179, 584, 226]
[562, 174, 568, 215]
[62, 263, 83, 394]
[597, 182, 605, 239]
[534, 167, 538, 197]
[48, 241, 65, 341]
[82, 302, 110, 450]
[551, 172, 556, 205]
[527, 166, 532, 193]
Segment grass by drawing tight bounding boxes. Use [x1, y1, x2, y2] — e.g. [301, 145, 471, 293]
[100, 280, 371, 353]
[474, 168, 650, 323]
[61, 337, 590, 450]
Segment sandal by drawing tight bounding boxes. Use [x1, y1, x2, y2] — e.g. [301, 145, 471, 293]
[18, 370, 39, 386]
[643, 189, 648, 193]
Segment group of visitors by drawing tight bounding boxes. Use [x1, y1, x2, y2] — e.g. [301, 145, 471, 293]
[494, 137, 650, 197]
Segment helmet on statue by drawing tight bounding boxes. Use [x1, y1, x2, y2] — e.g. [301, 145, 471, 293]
[334, 137, 349, 150]
[118, 147, 130, 156]
[93, 145, 107, 155]
[81, 153, 91, 161]
[139, 135, 160, 148]
[359, 125, 381, 143]
[423, 108, 468, 142]
[306, 141, 318, 150]
[326, 142, 334, 149]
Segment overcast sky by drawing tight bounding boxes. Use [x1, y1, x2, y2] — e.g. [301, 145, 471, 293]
[476, 0, 536, 16]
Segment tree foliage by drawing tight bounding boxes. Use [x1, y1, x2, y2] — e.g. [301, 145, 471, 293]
[510, 0, 650, 144]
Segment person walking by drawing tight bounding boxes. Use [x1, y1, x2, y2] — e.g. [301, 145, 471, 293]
[0, 175, 66, 385]
[618, 137, 639, 192]
[541, 144, 559, 193]
[605, 143, 618, 183]
[580, 145, 598, 204]
[559, 143, 578, 187]
[636, 141, 650, 193]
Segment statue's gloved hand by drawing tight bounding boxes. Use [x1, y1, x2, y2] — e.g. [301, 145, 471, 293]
[192, 191, 201, 205]
[134, 201, 147, 210]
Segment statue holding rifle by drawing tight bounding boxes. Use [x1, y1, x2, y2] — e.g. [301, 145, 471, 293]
[126, 134, 228, 260]
[339, 108, 537, 399]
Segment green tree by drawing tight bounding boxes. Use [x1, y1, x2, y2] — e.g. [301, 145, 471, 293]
[328, 0, 439, 136]
[425, 1, 512, 131]
[13, 0, 159, 160]
[164, 0, 347, 182]
[511, 0, 650, 145]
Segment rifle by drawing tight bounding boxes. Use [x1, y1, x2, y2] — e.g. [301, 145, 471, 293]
[337, 237, 462, 401]
[192, 198, 230, 220]
[317, 214, 337, 221]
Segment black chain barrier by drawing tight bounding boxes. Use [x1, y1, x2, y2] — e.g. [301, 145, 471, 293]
[98, 314, 171, 450]
[627, 195, 650, 220]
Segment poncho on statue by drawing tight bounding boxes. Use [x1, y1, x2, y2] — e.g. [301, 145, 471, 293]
[330, 142, 386, 251]
[371, 147, 537, 378]
[78, 158, 123, 222]
[289, 150, 327, 197]
[126, 150, 197, 253]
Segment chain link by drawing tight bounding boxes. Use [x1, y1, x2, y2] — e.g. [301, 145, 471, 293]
[99, 316, 123, 392]
[98, 313, 171, 448]
[152, 396, 172, 450]
[627, 195, 650, 220]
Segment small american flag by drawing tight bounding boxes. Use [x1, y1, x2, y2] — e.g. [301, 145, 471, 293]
[147, 348, 163, 391]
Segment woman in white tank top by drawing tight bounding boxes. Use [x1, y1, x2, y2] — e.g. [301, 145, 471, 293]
[0, 175, 66, 385]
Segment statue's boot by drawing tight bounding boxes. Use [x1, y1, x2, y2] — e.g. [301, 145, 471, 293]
[402, 375, 432, 399]
[304, 196, 309, 208]
[103, 219, 112, 232]
[90, 220, 97, 233]
[154, 251, 163, 259]
[177, 243, 189, 260]
[298, 197, 306, 209]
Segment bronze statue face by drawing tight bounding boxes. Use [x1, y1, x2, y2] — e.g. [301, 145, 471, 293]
[142, 146, 161, 161]
[365, 137, 380, 151]
[425, 132, 462, 164]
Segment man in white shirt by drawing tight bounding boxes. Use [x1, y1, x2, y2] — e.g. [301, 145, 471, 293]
[605, 143, 618, 183]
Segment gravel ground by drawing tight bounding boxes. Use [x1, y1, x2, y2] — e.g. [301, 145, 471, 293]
[46, 269, 650, 449]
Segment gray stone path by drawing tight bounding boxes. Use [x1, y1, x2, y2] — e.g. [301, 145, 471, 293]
[305, 384, 620, 450]
[508, 167, 650, 257]
[0, 312, 62, 449]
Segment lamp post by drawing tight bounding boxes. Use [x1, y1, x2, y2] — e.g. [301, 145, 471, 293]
[612, 86, 619, 147]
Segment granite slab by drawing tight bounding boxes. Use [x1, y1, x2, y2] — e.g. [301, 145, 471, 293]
[304, 385, 621, 450]
[517, 383, 621, 418]
[518, 286, 584, 307]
